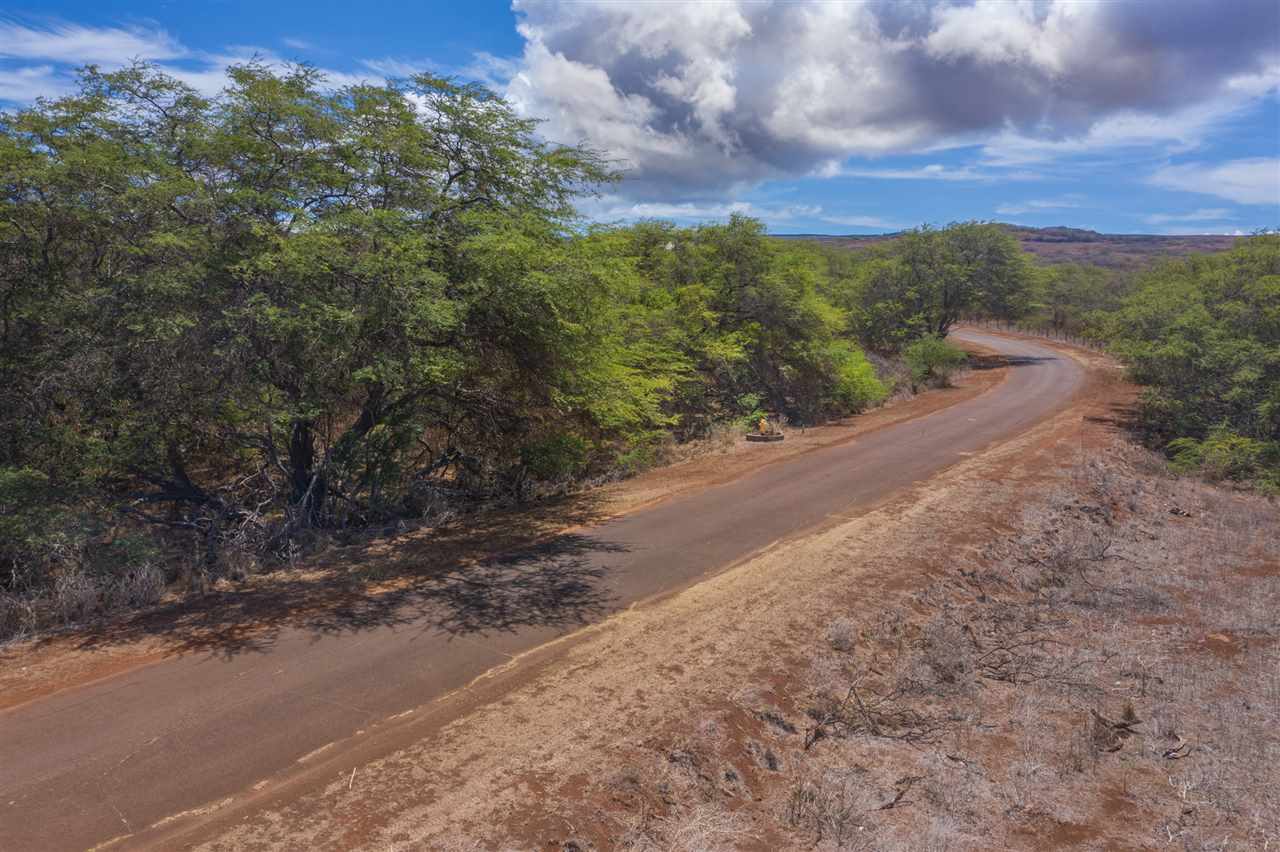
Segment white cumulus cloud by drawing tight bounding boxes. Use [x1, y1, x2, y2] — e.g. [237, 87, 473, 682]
[504, 0, 1279, 199]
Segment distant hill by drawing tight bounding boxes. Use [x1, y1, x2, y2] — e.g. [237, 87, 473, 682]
[778, 224, 1240, 269]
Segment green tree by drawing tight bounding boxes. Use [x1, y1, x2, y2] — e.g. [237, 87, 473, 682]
[1029, 262, 1130, 336]
[853, 222, 1032, 347]
[0, 61, 619, 554]
[0, 60, 930, 626]
[1105, 234, 1280, 485]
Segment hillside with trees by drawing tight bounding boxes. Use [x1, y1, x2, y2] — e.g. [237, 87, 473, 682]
[0, 64, 1030, 637]
[3, 60, 1271, 643]
[1104, 235, 1280, 489]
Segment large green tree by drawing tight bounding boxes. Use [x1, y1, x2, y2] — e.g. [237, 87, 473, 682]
[850, 222, 1032, 349]
[0, 62, 625, 558]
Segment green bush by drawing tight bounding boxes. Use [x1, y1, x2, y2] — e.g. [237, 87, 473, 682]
[1104, 234, 1280, 492]
[1167, 427, 1279, 486]
[829, 342, 888, 412]
[519, 433, 590, 482]
[1106, 235, 1280, 445]
[0, 467, 63, 593]
[903, 336, 969, 390]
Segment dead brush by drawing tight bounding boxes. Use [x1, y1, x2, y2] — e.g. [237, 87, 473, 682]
[600, 431, 1277, 852]
[955, 599, 1109, 690]
[620, 801, 753, 852]
[1063, 720, 1098, 775]
[52, 567, 99, 623]
[0, 593, 38, 641]
[899, 615, 977, 697]
[1019, 527, 1114, 600]
[826, 616, 858, 653]
[784, 767, 883, 847]
[920, 814, 970, 852]
[650, 804, 753, 852]
[804, 675, 950, 750]
[106, 561, 165, 609]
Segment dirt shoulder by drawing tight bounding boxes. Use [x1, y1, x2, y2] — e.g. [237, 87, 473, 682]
[175, 341, 1280, 851]
[0, 344, 1008, 714]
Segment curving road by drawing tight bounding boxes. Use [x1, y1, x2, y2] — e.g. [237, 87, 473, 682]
[0, 330, 1084, 851]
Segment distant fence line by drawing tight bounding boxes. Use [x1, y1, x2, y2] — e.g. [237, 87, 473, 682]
[959, 317, 1107, 353]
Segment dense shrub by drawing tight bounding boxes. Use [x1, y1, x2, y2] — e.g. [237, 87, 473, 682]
[836, 222, 1032, 349]
[829, 343, 889, 411]
[1104, 234, 1280, 489]
[903, 336, 969, 390]
[519, 433, 590, 483]
[1167, 428, 1279, 490]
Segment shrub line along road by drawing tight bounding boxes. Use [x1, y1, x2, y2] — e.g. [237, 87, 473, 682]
[0, 330, 1084, 851]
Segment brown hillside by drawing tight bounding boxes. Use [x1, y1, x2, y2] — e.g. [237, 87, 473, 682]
[780, 224, 1239, 269]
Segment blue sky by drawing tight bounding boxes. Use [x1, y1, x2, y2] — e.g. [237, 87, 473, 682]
[3, 0, 1278, 235]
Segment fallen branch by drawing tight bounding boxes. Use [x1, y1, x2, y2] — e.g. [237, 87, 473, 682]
[879, 775, 924, 810]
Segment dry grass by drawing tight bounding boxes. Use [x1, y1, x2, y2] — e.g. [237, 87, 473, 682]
[1, 560, 166, 642]
[540, 443, 1280, 850]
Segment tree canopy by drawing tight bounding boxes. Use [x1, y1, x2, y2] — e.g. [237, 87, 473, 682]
[835, 222, 1030, 349]
[1103, 234, 1280, 487]
[0, 62, 1039, 635]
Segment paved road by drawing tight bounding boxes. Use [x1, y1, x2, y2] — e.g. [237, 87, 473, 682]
[0, 330, 1084, 851]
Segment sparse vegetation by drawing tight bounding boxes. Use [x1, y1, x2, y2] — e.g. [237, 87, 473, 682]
[757, 448, 1278, 849]
[434, 413, 1279, 851]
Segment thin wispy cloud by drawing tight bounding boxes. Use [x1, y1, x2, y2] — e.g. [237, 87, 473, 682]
[1143, 209, 1234, 225]
[0, 65, 65, 102]
[1149, 158, 1280, 207]
[818, 215, 902, 230]
[0, 20, 376, 100]
[820, 163, 1037, 183]
[580, 195, 896, 230]
[360, 57, 440, 79]
[1158, 226, 1248, 236]
[0, 21, 185, 65]
[980, 74, 1280, 168]
[587, 198, 790, 222]
[996, 196, 1088, 216]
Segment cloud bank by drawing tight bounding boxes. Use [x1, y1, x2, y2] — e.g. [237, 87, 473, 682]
[505, 0, 1279, 198]
[0, 3, 1275, 221]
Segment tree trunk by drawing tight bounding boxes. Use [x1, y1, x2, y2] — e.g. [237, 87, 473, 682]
[288, 419, 327, 525]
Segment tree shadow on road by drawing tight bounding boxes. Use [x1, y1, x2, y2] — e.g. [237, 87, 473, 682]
[60, 531, 626, 660]
[967, 352, 1059, 370]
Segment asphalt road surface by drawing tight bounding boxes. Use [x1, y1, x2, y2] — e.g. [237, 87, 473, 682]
[0, 330, 1085, 851]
